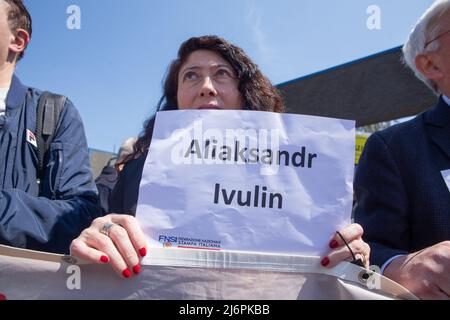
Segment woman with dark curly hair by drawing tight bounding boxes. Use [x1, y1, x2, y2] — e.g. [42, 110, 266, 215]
[127, 35, 284, 164]
[70, 35, 369, 279]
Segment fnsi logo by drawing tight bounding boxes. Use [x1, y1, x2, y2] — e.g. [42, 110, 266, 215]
[159, 235, 177, 248]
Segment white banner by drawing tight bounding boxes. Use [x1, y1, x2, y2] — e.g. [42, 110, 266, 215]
[0, 245, 417, 300]
[137, 110, 355, 256]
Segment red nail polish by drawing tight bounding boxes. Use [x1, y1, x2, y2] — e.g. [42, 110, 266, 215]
[100, 255, 109, 263]
[139, 247, 147, 257]
[122, 269, 131, 278]
[133, 264, 141, 275]
[329, 240, 339, 249]
[321, 257, 330, 267]
[0, 293, 6, 300]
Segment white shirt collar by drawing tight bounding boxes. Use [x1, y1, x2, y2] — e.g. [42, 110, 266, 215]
[443, 95, 450, 107]
[0, 87, 9, 117]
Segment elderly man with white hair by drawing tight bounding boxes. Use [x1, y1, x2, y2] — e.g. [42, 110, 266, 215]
[354, 0, 450, 299]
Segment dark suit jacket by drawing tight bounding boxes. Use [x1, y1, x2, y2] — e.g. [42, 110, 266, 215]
[354, 97, 450, 268]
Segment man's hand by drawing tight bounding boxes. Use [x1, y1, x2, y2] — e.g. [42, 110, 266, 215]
[384, 241, 450, 299]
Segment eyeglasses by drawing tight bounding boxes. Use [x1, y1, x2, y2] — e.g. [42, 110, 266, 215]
[424, 29, 450, 49]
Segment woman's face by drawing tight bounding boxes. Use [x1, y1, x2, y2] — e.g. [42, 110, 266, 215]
[177, 49, 244, 110]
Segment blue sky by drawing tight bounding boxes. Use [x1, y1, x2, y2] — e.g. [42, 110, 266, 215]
[16, 0, 434, 152]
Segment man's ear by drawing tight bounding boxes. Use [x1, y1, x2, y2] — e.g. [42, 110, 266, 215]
[415, 52, 444, 81]
[8, 29, 30, 58]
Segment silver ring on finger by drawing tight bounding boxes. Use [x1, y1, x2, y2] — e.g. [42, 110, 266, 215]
[100, 222, 118, 238]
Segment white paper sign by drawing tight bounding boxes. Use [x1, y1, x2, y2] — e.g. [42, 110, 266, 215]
[136, 110, 355, 256]
[442, 170, 450, 192]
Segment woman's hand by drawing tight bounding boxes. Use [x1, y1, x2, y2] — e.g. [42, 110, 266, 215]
[321, 223, 370, 268]
[70, 214, 148, 278]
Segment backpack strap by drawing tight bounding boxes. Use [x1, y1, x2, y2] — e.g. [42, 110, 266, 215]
[35, 92, 67, 191]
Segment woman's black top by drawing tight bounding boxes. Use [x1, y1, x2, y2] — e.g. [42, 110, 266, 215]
[108, 154, 147, 216]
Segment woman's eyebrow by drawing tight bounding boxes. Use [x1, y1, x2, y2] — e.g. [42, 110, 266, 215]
[180, 64, 234, 77]
[180, 66, 201, 75]
[214, 64, 233, 69]
[183, 64, 232, 71]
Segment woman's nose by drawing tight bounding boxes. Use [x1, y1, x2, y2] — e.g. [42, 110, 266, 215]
[199, 76, 217, 97]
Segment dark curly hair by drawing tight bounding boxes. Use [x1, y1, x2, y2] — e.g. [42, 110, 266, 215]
[124, 35, 285, 163]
